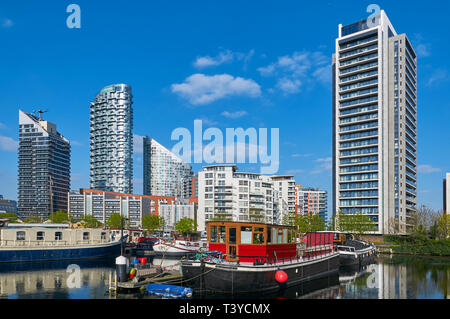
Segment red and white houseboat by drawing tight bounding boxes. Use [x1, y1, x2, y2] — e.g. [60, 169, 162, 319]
[181, 221, 340, 293]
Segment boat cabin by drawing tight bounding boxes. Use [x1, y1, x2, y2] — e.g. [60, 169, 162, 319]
[206, 221, 297, 263]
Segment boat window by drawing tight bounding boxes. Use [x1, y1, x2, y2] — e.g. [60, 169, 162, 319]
[277, 229, 283, 244]
[267, 227, 272, 243]
[288, 229, 292, 243]
[210, 226, 217, 243]
[272, 228, 277, 244]
[240, 226, 252, 244]
[83, 232, 90, 240]
[253, 232, 265, 245]
[16, 231, 26, 241]
[229, 228, 236, 244]
[101, 232, 106, 240]
[36, 232, 45, 241]
[283, 229, 287, 244]
[218, 226, 226, 243]
[55, 232, 63, 241]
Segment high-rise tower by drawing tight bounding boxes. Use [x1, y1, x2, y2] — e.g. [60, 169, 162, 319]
[143, 137, 192, 197]
[90, 84, 133, 194]
[333, 10, 417, 234]
[18, 110, 71, 219]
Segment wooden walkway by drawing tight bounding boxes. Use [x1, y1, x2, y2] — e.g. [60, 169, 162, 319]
[116, 271, 184, 289]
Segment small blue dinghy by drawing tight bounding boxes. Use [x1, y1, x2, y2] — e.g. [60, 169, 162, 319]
[145, 284, 193, 299]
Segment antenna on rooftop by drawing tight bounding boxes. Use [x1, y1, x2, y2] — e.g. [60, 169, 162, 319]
[32, 109, 48, 121]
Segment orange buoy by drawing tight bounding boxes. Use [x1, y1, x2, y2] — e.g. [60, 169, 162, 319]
[275, 270, 288, 283]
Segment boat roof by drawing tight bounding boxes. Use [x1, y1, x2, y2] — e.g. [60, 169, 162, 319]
[206, 220, 295, 229]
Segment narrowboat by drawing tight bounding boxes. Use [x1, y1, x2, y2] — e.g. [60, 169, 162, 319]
[330, 231, 376, 267]
[0, 219, 122, 263]
[181, 221, 340, 293]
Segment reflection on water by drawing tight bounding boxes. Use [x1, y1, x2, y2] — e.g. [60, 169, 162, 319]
[0, 256, 449, 299]
[325, 256, 450, 299]
[0, 259, 115, 299]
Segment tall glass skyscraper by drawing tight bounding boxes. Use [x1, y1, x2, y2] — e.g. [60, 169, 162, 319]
[143, 137, 193, 197]
[18, 110, 71, 219]
[90, 84, 133, 194]
[333, 10, 417, 234]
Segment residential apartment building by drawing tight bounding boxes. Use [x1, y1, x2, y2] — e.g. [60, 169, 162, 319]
[444, 173, 450, 215]
[18, 110, 71, 219]
[143, 137, 193, 197]
[295, 185, 328, 222]
[90, 84, 133, 194]
[68, 189, 174, 229]
[271, 176, 296, 213]
[333, 10, 418, 234]
[0, 195, 18, 214]
[158, 199, 197, 233]
[181, 173, 198, 200]
[197, 165, 289, 231]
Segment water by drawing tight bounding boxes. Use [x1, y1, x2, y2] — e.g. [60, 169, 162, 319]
[0, 256, 449, 299]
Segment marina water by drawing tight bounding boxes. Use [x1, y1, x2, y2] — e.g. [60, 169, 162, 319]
[0, 256, 449, 299]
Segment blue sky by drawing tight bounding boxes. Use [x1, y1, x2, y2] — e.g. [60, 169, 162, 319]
[0, 0, 449, 218]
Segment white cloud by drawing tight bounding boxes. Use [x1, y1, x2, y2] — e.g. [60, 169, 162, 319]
[426, 69, 449, 87]
[0, 123, 6, 130]
[1, 19, 13, 28]
[0, 136, 18, 151]
[193, 49, 255, 69]
[285, 169, 304, 175]
[310, 157, 332, 175]
[418, 164, 441, 174]
[193, 50, 234, 68]
[291, 153, 314, 158]
[416, 44, 430, 58]
[221, 111, 248, 119]
[194, 118, 218, 126]
[276, 78, 302, 94]
[257, 51, 330, 94]
[71, 140, 83, 146]
[171, 73, 261, 105]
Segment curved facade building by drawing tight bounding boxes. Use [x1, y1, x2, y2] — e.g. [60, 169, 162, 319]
[90, 84, 133, 194]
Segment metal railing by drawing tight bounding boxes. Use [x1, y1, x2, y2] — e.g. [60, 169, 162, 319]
[0, 238, 112, 247]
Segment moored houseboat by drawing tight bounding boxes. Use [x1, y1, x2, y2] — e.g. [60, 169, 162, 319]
[0, 219, 122, 263]
[153, 238, 208, 257]
[181, 221, 340, 293]
[329, 231, 376, 267]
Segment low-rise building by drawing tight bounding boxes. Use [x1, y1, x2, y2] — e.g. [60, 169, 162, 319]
[197, 165, 291, 231]
[68, 189, 174, 228]
[295, 185, 328, 222]
[158, 199, 197, 233]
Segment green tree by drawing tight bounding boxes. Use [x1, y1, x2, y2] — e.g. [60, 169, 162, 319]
[142, 214, 165, 233]
[176, 218, 197, 236]
[81, 215, 103, 228]
[51, 210, 72, 224]
[106, 213, 127, 229]
[23, 216, 42, 223]
[436, 213, 450, 239]
[336, 211, 375, 238]
[0, 212, 19, 223]
[295, 214, 326, 234]
[282, 211, 296, 226]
